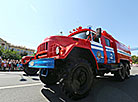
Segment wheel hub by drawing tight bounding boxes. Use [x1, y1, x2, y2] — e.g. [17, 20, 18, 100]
[73, 67, 87, 87]
[79, 71, 87, 85]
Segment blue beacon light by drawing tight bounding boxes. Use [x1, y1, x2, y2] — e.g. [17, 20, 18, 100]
[89, 27, 92, 30]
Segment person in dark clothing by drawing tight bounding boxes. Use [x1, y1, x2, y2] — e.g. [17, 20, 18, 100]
[3, 59, 7, 71]
[0, 57, 2, 70]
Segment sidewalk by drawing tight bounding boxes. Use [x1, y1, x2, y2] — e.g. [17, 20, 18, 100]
[132, 64, 138, 67]
[0, 70, 23, 72]
[0, 68, 23, 71]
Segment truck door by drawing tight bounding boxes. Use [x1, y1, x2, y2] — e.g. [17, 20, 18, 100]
[91, 37, 105, 63]
[104, 37, 115, 63]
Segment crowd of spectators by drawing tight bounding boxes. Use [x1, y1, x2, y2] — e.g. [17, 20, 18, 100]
[0, 57, 23, 71]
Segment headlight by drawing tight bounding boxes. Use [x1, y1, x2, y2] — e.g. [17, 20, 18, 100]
[56, 46, 60, 55]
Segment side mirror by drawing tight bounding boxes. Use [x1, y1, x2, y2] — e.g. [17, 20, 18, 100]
[86, 31, 90, 36]
[86, 31, 93, 40]
[96, 28, 102, 38]
[86, 31, 93, 36]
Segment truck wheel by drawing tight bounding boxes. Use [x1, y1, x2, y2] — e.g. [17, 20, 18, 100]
[24, 66, 39, 75]
[114, 62, 126, 81]
[125, 63, 130, 79]
[39, 69, 59, 85]
[60, 58, 94, 100]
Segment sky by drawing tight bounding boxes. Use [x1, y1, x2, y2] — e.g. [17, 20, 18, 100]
[0, 0, 137, 55]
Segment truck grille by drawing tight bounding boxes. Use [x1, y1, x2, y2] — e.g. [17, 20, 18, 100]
[37, 42, 48, 52]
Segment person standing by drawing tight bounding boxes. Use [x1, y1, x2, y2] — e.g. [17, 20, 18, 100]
[3, 59, 7, 71]
[8, 60, 12, 71]
[19, 61, 23, 70]
[11, 60, 14, 70]
[0, 57, 2, 70]
[13, 60, 17, 70]
[16, 60, 18, 70]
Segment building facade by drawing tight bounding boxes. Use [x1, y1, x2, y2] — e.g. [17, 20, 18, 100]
[0, 38, 10, 49]
[0, 38, 35, 55]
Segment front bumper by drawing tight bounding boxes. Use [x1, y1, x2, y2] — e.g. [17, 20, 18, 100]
[29, 58, 54, 69]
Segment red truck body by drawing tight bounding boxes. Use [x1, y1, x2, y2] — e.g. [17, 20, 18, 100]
[28, 26, 132, 100]
[32, 27, 131, 70]
[21, 56, 39, 75]
[21, 56, 34, 65]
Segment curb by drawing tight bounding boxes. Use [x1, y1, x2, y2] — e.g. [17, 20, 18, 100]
[0, 70, 23, 72]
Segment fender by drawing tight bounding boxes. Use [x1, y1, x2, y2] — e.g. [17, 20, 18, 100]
[21, 56, 34, 65]
[57, 44, 99, 70]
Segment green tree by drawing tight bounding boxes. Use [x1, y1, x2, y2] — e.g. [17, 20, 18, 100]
[132, 55, 138, 64]
[0, 47, 21, 60]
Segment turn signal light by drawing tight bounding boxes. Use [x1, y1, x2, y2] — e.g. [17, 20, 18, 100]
[69, 31, 72, 33]
[73, 29, 76, 31]
[79, 26, 82, 29]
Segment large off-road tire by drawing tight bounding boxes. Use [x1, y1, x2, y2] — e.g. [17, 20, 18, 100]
[39, 69, 59, 85]
[60, 58, 94, 100]
[24, 66, 39, 75]
[114, 62, 126, 81]
[125, 63, 130, 79]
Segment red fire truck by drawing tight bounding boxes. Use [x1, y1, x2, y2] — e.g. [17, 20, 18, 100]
[28, 26, 132, 100]
[21, 56, 39, 75]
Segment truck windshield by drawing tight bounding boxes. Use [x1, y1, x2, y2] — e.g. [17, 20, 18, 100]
[71, 32, 88, 39]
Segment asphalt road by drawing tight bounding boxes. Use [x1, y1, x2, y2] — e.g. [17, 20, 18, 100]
[0, 67, 138, 102]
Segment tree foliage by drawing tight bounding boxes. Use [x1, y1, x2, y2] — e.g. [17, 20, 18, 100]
[132, 55, 138, 64]
[0, 47, 27, 60]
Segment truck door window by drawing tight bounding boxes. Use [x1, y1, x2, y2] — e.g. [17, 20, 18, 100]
[93, 37, 100, 43]
[92, 33, 100, 43]
[105, 38, 110, 46]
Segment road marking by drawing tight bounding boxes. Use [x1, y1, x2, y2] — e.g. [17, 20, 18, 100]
[0, 83, 42, 90]
[43, 87, 55, 93]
